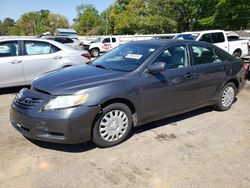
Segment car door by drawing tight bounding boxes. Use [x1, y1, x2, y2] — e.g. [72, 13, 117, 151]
[210, 32, 228, 52]
[101, 37, 112, 52]
[190, 43, 230, 105]
[0, 40, 25, 88]
[138, 44, 197, 122]
[21, 40, 64, 84]
[111, 37, 119, 48]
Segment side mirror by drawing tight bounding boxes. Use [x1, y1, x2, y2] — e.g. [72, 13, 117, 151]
[147, 62, 167, 73]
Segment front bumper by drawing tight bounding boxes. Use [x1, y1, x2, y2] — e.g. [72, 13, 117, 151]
[10, 89, 101, 144]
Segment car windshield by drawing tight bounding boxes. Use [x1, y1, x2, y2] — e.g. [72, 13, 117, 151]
[173, 34, 199, 40]
[93, 37, 102, 43]
[91, 43, 160, 72]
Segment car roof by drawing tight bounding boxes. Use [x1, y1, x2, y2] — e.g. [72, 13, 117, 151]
[130, 39, 210, 46]
[180, 30, 224, 35]
[42, 35, 71, 38]
[0, 37, 78, 51]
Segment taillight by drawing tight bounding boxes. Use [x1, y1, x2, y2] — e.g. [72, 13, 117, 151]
[243, 63, 248, 70]
[81, 53, 91, 60]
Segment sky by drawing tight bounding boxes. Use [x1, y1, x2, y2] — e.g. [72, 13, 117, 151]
[0, 0, 115, 24]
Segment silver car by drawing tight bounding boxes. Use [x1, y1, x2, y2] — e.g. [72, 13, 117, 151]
[41, 36, 84, 50]
[0, 38, 90, 88]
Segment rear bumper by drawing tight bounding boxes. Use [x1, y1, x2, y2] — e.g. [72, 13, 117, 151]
[10, 101, 100, 144]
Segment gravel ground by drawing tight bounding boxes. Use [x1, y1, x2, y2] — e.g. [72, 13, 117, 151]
[0, 83, 250, 188]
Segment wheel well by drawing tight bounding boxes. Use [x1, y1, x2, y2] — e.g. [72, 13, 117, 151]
[233, 49, 242, 56]
[91, 48, 100, 52]
[62, 65, 72, 68]
[91, 98, 137, 138]
[100, 98, 136, 114]
[226, 79, 239, 91]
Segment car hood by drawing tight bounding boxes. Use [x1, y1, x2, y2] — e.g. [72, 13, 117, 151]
[32, 65, 127, 95]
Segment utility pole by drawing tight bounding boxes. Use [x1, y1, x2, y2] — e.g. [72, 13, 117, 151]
[105, 13, 108, 35]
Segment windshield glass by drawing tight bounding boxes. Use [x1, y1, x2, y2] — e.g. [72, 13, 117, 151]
[91, 43, 160, 72]
[173, 34, 199, 40]
[93, 37, 102, 43]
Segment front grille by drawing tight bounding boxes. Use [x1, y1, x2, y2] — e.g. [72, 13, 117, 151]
[14, 97, 43, 109]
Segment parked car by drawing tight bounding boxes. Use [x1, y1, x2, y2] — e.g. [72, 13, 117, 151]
[173, 30, 249, 58]
[84, 36, 120, 57]
[151, 34, 176, 40]
[0, 38, 90, 88]
[41, 36, 84, 50]
[10, 40, 247, 147]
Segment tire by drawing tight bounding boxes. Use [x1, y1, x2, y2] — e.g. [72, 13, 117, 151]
[213, 82, 236, 111]
[232, 52, 241, 58]
[90, 48, 100, 57]
[92, 103, 133, 147]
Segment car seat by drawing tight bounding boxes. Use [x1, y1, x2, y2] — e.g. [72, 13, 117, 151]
[9, 44, 17, 56]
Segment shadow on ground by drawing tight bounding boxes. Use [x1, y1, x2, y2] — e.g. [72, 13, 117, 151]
[0, 86, 29, 95]
[28, 138, 96, 153]
[28, 106, 215, 152]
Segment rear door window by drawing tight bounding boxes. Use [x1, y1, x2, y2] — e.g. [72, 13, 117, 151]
[112, 38, 116, 43]
[199, 34, 212, 43]
[65, 38, 74, 43]
[191, 45, 214, 65]
[55, 38, 66, 44]
[0, 41, 18, 57]
[211, 32, 225, 43]
[191, 45, 224, 65]
[24, 41, 60, 55]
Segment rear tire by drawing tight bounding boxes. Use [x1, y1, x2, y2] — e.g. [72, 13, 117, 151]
[213, 82, 236, 111]
[92, 103, 132, 148]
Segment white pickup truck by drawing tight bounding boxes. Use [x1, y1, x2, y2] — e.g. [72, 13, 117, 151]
[84, 36, 121, 57]
[173, 30, 249, 58]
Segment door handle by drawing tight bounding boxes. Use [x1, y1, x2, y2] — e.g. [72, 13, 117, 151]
[9, 60, 22, 64]
[53, 56, 63, 59]
[184, 72, 194, 79]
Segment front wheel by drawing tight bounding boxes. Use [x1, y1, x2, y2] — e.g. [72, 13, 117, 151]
[213, 83, 236, 111]
[92, 103, 133, 147]
[232, 52, 241, 58]
[90, 48, 100, 57]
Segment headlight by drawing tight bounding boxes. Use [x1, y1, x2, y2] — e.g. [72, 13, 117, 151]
[43, 94, 88, 110]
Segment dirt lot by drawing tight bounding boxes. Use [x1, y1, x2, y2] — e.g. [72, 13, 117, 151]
[0, 83, 250, 188]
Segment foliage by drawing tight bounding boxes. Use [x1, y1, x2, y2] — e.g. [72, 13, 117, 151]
[0, 10, 69, 36]
[0, 0, 250, 36]
[74, 4, 102, 35]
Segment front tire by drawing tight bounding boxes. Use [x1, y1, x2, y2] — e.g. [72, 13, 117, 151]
[90, 48, 100, 57]
[92, 103, 133, 147]
[232, 52, 241, 58]
[213, 82, 236, 111]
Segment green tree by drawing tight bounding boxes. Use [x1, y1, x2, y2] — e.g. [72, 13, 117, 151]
[213, 0, 250, 30]
[74, 4, 101, 35]
[109, 0, 176, 34]
[16, 10, 69, 35]
[170, 0, 250, 32]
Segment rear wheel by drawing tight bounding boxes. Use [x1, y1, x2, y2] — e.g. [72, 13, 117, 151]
[213, 82, 236, 111]
[92, 103, 132, 147]
[90, 48, 100, 57]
